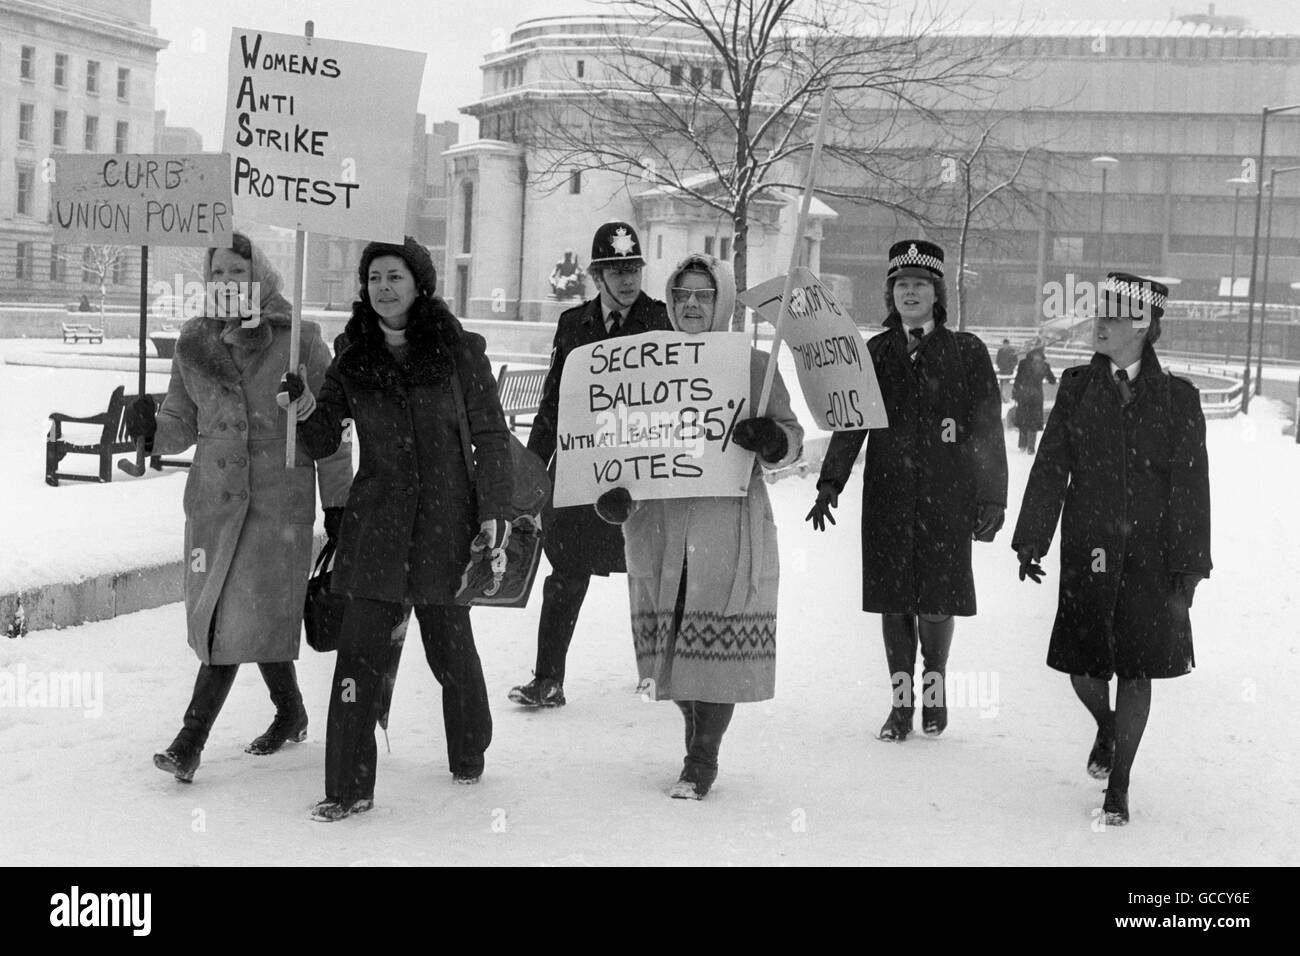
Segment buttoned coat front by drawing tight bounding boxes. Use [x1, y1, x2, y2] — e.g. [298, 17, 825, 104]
[153, 306, 353, 665]
[1011, 349, 1212, 679]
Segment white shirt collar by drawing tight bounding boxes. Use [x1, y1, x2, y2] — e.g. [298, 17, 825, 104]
[903, 319, 935, 338]
[602, 301, 626, 333]
[1110, 357, 1142, 380]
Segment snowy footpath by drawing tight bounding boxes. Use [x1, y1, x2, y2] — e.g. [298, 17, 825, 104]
[1, 355, 1297, 865]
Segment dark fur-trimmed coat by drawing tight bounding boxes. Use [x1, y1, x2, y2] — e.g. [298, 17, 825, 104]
[152, 300, 353, 664]
[299, 305, 511, 605]
[1011, 348, 1212, 679]
[819, 321, 1008, 617]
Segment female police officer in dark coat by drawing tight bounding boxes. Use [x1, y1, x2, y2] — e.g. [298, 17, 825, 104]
[291, 237, 513, 822]
[1012, 273, 1211, 826]
[808, 240, 1007, 742]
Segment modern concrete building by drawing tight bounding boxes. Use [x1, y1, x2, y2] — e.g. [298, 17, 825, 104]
[0, 0, 167, 303]
[450, 11, 1300, 361]
[451, 14, 833, 322]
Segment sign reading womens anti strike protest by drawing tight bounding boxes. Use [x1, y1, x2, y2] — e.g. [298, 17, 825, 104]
[553, 331, 755, 507]
[223, 29, 425, 240]
[739, 267, 888, 432]
[52, 154, 232, 247]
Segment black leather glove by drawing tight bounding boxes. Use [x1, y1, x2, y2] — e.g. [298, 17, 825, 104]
[277, 366, 316, 420]
[123, 395, 157, 444]
[1172, 571, 1204, 608]
[595, 487, 633, 525]
[280, 371, 305, 402]
[973, 502, 1006, 542]
[805, 481, 839, 532]
[1017, 545, 1045, 583]
[730, 416, 788, 463]
[323, 507, 344, 544]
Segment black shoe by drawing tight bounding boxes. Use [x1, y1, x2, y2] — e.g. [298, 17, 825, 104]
[245, 705, 309, 755]
[922, 705, 948, 737]
[453, 755, 485, 785]
[1102, 788, 1129, 826]
[309, 797, 374, 823]
[878, 707, 914, 742]
[508, 677, 565, 707]
[669, 765, 717, 800]
[154, 738, 200, 783]
[1087, 728, 1116, 780]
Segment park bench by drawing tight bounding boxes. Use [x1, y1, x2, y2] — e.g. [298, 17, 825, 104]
[496, 364, 547, 431]
[62, 322, 104, 344]
[45, 386, 192, 486]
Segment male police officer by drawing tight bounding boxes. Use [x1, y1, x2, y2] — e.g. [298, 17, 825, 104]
[509, 222, 670, 706]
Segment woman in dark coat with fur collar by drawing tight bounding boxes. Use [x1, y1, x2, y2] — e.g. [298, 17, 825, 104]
[294, 237, 512, 822]
[125, 232, 354, 783]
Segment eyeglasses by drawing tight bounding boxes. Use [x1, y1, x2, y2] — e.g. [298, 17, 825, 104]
[671, 287, 717, 305]
[604, 264, 643, 276]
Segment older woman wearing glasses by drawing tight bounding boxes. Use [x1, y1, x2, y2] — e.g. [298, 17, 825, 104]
[595, 252, 803, 800]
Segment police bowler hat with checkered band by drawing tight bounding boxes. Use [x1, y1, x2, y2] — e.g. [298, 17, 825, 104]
[1098, 272, 1168, 322]
[887, 239, 945, 280]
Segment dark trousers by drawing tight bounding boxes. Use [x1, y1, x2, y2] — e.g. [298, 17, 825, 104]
[325, 598, 492, 804]
[173, 660, 299, 751]
[1018, 427, 1038, 453]
[534, 568, 592, 683]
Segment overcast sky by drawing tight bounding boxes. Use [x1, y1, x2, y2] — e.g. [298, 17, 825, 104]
[154, 0, 1300, 149]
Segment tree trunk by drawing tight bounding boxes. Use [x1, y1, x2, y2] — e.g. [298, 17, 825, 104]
[957, 166, 971, 331]
[731, 203, 748, 332]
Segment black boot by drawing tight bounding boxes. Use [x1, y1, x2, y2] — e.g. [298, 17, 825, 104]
[919, 615, 955, 737]
[878, 614, 917, 741]
[246, 662, 309, 755]
[154, 663, 238, 782]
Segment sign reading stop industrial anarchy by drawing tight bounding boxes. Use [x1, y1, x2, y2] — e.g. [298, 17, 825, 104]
[51, 154, 232, 247]
[739, 267, 888, 431]
[552, 331, 755, 507]
[223, 29, 425, 240]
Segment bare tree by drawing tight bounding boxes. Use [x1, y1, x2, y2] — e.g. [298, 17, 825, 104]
[73, 244, 132, 318]
[521, 0, 1029, 329]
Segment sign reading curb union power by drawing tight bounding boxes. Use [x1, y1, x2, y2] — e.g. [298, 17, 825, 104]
[52, 154, 232, 247]
[739, 267, 888, 431]
[223, 28, 425, 240]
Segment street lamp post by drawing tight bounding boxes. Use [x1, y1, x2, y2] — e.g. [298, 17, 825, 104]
[1092, 155, 1119, 274]
[1256, 165, 1300, 396]
[1243, 104, 1300, 414]
[1227, 176, 1252, 324]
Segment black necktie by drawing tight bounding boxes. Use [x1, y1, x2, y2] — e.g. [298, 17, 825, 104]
[907, 327, 925, 357]
[608, 310, 622, 337]
[1115, 369, 1134, 406]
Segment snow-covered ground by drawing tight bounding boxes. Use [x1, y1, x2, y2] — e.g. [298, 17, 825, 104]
[1, 365, 1295, 865]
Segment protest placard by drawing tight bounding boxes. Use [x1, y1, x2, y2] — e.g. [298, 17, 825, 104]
[51, 154, 232, 247]
[739, 266, 888, 431]
[222, 28, 425, 240]
[553, 331, 756, 507]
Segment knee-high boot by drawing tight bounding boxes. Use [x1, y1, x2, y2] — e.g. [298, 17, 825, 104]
[246, 662, 309, 755]
[918, 615, 955, 736]
[879, 614, 918, 741]
[154, 663, 238, 782]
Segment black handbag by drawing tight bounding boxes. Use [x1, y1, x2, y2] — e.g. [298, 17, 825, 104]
[448, 367, 550, 608]
[303, 538, 346, 652]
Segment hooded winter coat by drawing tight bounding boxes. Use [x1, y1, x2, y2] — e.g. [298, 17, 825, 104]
[298, 300, 512, 605]
[622, 254, 803, 703]
[818, 317, 1008, 616]
[1011, 347, 1212, 679]
[1013, 350, 1056, 432]
[152, 245, 352, 665]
